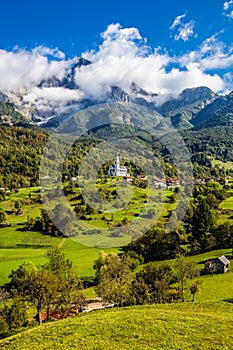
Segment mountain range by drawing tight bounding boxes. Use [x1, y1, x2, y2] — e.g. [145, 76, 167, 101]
[0, 57, 233, 130]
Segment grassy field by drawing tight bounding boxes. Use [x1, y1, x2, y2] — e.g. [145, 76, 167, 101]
[1, 181, 233, 348]
[0, 181, 171, 285]
[0, 178, 233, 285]
[0, 183, 130, 285]
[219, 195, 233, 210]
[1, 302, 233, 349]
[211, 157, 233, 170]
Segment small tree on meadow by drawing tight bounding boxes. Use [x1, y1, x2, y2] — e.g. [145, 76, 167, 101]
[175, 254, 200, 302]
[190, 280, 201, 302]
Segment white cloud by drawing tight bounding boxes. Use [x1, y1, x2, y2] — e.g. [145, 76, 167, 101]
[32, 46, 66, 59]
[19, 86, 84, 117]
[226, 10, 233, 18]
[224, 0, 233, 10]
[179, 32, 233, 73]
[224, 1, 233, 17]
[0, 23, 233, 117]
[74, 23, 226, 100]
[170, 13, 196, 42]
[174, 20, 196, 42]
[170, 13, 186, 31]
[0, 47, 76, 94]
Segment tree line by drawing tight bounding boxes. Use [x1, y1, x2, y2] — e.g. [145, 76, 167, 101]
[94, 251, 201, 307]
[0, 124, 233, 191]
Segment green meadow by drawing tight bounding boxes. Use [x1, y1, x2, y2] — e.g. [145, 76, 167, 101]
[211, 157, 233, 170]
[0, 185, 121, 285]
[0, 180, 170, 285]
[1, 302, 233, 350]
[1, 179, 233, 349]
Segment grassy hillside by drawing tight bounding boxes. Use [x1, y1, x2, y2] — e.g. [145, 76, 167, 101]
[1, 303, 233, 349]
[0, 184, 125, 286]
[1, 176, 233, 285]
[0, 180, 169, 285]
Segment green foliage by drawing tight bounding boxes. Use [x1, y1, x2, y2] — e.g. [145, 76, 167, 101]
[0, 209, 6, 223]
[0, 127, 47, 188]
[94, 252, 135, 306]
[175, 254, 200, 302]
[0, 316, 9, 338]
[7, 249, 81, 326]
[125, 224, 181, 262]
[3, 299, 27, 330]
[132, 263, 174, 304]
[190, 280, 201, 302]
[14, 201, 22, 211]
[189, 195, 217, 251]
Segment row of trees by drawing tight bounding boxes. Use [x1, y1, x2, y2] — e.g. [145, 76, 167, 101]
[94, 252, 201, 307]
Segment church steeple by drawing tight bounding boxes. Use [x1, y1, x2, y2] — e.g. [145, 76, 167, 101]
[108, 152, 129, 177]
[114, 152, 120, 175]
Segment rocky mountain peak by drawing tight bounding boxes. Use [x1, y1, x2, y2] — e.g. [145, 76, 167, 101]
[179, 86, 216, 104]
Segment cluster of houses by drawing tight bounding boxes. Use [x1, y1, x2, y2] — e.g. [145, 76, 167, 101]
[191, 176, 231, 185]
[153, 178, 180, 190]
[61, 153, 231, 190]
[107, 153, 182, 187]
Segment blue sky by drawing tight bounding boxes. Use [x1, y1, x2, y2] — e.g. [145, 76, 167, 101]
[1, 0, 231, 57]
[0, 0, 233, 110]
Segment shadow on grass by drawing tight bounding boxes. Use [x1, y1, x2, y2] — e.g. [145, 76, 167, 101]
[0, 243, 52, 249]
[82, 276, 95, 288]
[223, 299, 233, 304]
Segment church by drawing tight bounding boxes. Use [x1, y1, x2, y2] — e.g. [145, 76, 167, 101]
[108, 152, 130, 177]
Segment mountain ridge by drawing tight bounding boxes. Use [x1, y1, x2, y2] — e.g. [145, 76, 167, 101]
[0, 56, 232, 130]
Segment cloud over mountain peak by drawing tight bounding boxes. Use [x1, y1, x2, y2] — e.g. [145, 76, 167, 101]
[0, 23, 233, 119]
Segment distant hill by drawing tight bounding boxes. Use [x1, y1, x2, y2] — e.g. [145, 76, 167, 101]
[55, 101, 168, 135]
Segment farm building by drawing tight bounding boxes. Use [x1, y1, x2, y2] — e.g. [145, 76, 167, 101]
[204, 255, 230, 274]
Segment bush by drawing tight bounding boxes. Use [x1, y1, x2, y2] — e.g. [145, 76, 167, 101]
[0, 316, 9, 338]
[3, 301, 27, 330]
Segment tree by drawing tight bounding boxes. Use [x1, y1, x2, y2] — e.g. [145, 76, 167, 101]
[190, 280, 201, 302]
[189, 195, 216, 251]
[125, 224, 181, 262]
[0, 288, 9, 305]
[131, 276, 151, 305]
[26, 215, 35, 230]
[94, 252, 134, 306]
[0, 316, 9, 338]
[45, 248, 81, 318]
[30, 269, 59, 325]
[8, 262, 59, 326]
[132, 263, 174, 304]
[175, 254, 200, 302]
[14, 201, 22, 211]
[169, 192, 177, 204]
[7, 249, 81, 326]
